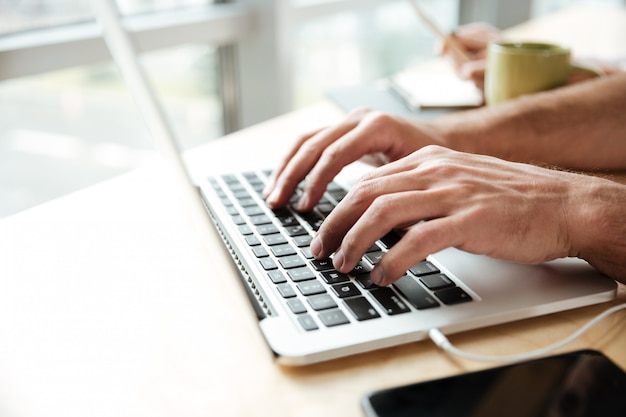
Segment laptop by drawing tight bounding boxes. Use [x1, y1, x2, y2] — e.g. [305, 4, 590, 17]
[95, 0, 617, 366]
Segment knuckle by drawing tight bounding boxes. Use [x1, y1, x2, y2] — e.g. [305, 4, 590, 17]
[349, 178, 380, 207]
[363, 111, 398, 132]
[368, 194, 397, 224]
[349, 106, 372, 117]
[418, 156, 458, 177]
[320, 142, 343, 165]
[418, 144, 448, 157]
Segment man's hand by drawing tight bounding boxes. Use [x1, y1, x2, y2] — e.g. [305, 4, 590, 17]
[310, 146, 600, 286]
[264, 108, 443, 212]
[440, 22, 500, 91]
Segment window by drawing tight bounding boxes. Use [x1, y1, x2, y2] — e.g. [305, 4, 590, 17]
[0, 1, 245, 217]
[2, 0, 614, 217]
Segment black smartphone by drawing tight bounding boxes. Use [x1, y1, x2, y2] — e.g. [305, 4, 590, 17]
[362, 350, 626, 417]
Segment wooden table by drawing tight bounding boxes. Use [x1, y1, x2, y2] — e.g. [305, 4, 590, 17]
[0, 4, 624, 417]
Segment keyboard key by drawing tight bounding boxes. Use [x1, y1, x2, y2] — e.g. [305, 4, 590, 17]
[287, 267, 316, 282]
[259, 258, 278, 271]
[393, 276, 439, 310]
[326, 182, 343, 192]
[318, 309, 350, 327]
[238, 197, 258, 208]
[350, 261, 372, 276]
[232, 189, 250, 199]
[297, 279, 326, 296]
[409, 260, 440, 277]
[316, 202, 335, 215]
[310, 258, 334, 271]
[331, 282, 361, 298]
[278, 255, 306, 269]
[434, 287, 472, 305]
[270, 243, 296, 257]
[264, 234, 288, 246]
[364, 250, 385, 265]
[238, 225, 253, 235]
[354, 273, 379, 290]
[231, 215, 246, 225]
[370, 287, 410, 315]
[268, 270, 287, 284]
[379, 231, 401, 249]
[276, 283, 296, 298]
[365, 243, 380, 253]
[274, 209, 299, 226]
[300, 247, 314, 259]
[285, 225, 308, 237]
[344, 297, 380, 321]
[321, 270, 349, 285]
[249, 214, 272, 225]
[287, 298, 307, 314]
[256, 224, 279, 235]
[292, 235, 313, 247]
[221, 174, 238, 184]
[252, 246, 269, 258]
[307, 294, 337, 311]
[297, 314, 318, 331]
[245, 235, 261, 246]
[243, 206, 265, 216]
[420, 273, 455, 291]
[328, 190, 347, 202]
[300, 211, 324, 230]
[250, 183, 265, 193]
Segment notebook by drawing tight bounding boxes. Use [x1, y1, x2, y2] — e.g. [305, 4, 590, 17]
[95, 0, 617, 366]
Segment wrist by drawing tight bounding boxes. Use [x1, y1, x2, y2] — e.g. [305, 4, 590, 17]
[567, 176, 626, 282]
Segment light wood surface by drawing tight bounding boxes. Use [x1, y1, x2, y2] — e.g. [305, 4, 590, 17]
[0, 5, 625, 417]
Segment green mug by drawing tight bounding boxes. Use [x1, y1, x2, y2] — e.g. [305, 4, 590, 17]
[485, 41, 599, 105]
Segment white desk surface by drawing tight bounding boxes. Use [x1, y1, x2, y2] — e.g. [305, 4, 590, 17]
[1, 5, 625, 417]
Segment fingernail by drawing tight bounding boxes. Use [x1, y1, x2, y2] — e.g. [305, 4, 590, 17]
[296, 192, 309, 211]
[262, 183, 273, 198]
[333, 249, 344, 271]
[310, 237, 322, 258]
[266, 189, 279, 208]
[371, 265, 385, 286]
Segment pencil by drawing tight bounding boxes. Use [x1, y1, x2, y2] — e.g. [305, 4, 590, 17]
[408, 0, 472, 63]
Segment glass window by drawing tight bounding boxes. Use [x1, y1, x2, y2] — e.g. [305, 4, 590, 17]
[0, 0, 216, 35]
[0, 44, 221, 217]
[293, 0, 460, 107]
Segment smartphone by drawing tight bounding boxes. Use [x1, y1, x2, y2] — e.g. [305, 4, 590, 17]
[362, 350, 626, 417]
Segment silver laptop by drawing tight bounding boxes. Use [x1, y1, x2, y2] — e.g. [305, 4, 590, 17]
[95, 0, 617, 366]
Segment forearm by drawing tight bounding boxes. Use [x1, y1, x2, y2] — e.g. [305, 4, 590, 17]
[568, 175, 626, 285]
[433, 72, 626, 170]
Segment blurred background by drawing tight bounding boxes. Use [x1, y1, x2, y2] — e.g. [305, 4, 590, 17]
[0, 0, 623, 217]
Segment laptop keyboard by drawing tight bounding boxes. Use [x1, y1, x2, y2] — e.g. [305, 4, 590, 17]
[207, 170, 472, 332]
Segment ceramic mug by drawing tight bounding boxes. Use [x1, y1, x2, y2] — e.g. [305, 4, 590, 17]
[485, 41, 598, 105]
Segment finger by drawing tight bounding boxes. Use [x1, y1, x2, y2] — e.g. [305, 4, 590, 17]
[332, 188, 453, 274]
[298, 117, 400, 211]
[313, 168, 426, 260]
[372, 217, 464, 286]
[263, 127, 324, 198]
[459, 60, 487, 83]
[265, 108, 370, 208]
[296, 111, 417, 212]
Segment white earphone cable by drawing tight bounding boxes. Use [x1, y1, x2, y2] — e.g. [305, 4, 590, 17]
[429, 303, 626, 363]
